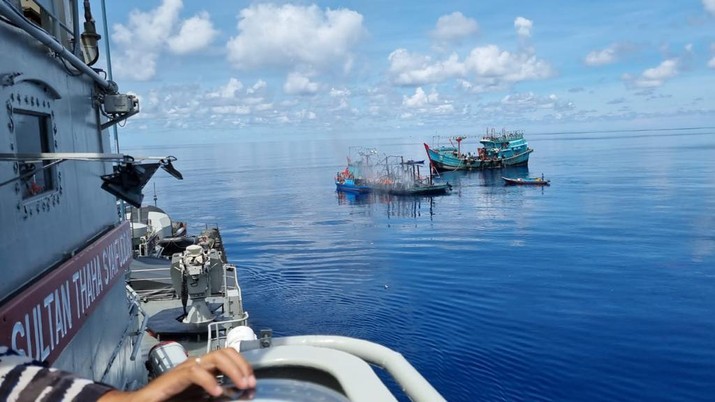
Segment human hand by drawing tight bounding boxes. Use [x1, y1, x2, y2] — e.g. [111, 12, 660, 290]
[100, 348, 255, 402]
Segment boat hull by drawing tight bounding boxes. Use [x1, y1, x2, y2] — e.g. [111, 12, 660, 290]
[336, 181, 372, 194]
[424, 143, 532, 172]
[502, 177, 550, 186]
[386, 184, 451, 196]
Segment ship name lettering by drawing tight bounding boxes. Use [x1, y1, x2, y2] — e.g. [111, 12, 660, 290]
[11, 281, 74, 361]
[102, 234, 128, 285]
[4, 224, 131, 363]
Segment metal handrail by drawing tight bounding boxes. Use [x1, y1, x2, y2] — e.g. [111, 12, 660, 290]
[99, 284, 148, 382]
[205, 315, 250, 354]
[240, 335, 445, 402]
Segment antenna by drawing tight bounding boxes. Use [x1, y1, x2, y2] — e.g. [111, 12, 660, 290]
[153, 182, 157, 206]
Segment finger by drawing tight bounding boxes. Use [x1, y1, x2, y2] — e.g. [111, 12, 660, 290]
[136, 359, 222, 401]
[205, 349, 255, 389]
[187, 360, 224, 396]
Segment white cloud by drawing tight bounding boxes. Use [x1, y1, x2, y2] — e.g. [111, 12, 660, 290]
[167, 11, 218, 55]
[226, 4, 364, 72]
[247, 80, 267, 94]
[403, 87, 439, 107]
[431, 12, 478, 42]
[465, 45, 551, 81]
[585, 46, 617, 66]
[489, 92, 574, 115]
[112, 0, 217, 80]
[584, 43, 636, 66]
[704, 0, 715, 16]
[388, 45, 552, 88]
[709, 44, 715, 68]
[514, 17, 533, 38]
[401, 88, 455, 115]
[283, 72, 320, 95]
[388, 50, 465, 85]
[624, 59, 679, 88]
[207, 78, 243, 99]
[212, 105, 251, 115]
[330, 88, 351, 97]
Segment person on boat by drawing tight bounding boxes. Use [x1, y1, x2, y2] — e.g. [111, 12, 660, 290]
[0, 346, 255, 401]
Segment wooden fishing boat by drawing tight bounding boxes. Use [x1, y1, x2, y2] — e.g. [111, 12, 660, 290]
[502, 176, 551, 186]
[335, 176, 372, 194]
[372, 156, 451, 196]
[424, 129, 533, 172]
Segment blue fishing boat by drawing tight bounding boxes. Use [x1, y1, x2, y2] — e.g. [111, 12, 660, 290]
[335, 148, 378, 194]
[502, 175, 550, 186]
[424, 129, 533, 172]
[335, 174, 372, 193]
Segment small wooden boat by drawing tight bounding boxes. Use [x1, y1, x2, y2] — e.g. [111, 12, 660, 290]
[502, 176, 550, 186]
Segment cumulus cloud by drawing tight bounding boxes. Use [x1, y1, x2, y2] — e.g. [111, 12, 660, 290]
[226, 4, 364, 72]
[283, 72, 320, 95]
[388, 50, 465, 85]
[388, 45, 551, 88]
[167, 11, 218, 55]
[584, 43, 635, 66]
[403, 87, 439, 107]
[400, 88, 455, 115]
[431, 12, 478, 42]
[207, 78, 243, 99]
[624, 59, 679, 88]
[704, 0, 715, 16]
[514, 17, 533, 38]
[247, 80, 267, 94]
[112, 0, 217, 80]
[584, 44, 621, 66]
[464, 45, 551, 81]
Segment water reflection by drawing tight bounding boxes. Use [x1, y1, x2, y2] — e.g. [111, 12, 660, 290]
[438, 165, 531, 189]
[336, 190, 373, 205]
[336, 191, 436, 219]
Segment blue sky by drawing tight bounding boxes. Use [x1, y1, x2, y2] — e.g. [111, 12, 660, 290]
[101, 0, 715, 142]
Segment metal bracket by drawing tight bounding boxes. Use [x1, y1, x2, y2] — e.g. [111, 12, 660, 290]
[260, 329, 273, 348]
[100, 108, 139, 130]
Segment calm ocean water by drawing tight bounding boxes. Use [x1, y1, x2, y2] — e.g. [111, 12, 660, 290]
[128, 128, 715, 401]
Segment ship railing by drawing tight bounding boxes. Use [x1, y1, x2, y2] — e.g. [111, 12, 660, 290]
[482, 128, 525, 142]
[204, 314, 250, 354]
[239, 335, 446, 402]
[100, 284, 149, 382]
[202, 260, 250, 354]
[222, 262, 245, 316]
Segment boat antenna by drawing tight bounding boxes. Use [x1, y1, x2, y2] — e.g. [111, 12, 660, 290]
[153, 182, 157, 206]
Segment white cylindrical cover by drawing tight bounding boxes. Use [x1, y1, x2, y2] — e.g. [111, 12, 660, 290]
[148, 341, 188, 376]
[226, 326, 257, 352]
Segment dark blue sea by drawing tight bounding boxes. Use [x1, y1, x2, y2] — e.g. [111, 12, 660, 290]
[127, 128, 715, 401]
